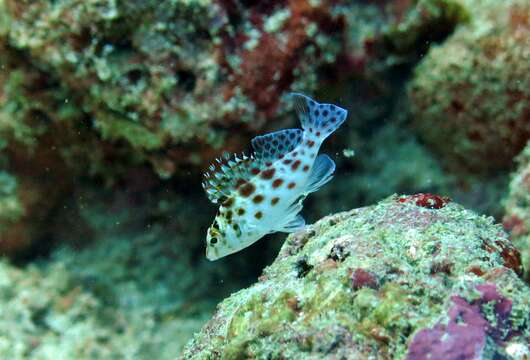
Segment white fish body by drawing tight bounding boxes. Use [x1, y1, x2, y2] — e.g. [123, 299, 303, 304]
[202, 93, 348, 260]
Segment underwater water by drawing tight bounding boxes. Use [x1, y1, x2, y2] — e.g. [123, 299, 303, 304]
[0, 0, 529, 359]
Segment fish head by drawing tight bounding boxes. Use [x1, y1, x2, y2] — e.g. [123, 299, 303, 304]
[205, 215, 259, 261]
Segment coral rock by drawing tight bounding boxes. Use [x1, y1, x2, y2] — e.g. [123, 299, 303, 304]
[182, 195, 529, 359]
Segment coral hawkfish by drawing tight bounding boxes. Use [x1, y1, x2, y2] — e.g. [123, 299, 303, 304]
[202, 94, 348, 260]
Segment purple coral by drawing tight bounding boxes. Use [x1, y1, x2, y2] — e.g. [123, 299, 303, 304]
[406, 283, 514, 360]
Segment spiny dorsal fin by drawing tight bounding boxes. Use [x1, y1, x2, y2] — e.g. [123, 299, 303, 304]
[251, 129, 303, 163]
[202, 152, 258, 204]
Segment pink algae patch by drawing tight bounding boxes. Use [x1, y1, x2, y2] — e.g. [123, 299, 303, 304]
[406, 283, 514, 360]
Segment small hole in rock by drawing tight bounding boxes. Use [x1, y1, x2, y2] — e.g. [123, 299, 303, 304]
[176, 70, 196, 92]
[126, 69, 144, 85]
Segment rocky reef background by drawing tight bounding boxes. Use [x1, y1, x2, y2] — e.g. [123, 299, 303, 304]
[0, 0, 528, 358]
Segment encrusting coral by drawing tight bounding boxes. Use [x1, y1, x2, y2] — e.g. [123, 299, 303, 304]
[182, 195, 529, 359]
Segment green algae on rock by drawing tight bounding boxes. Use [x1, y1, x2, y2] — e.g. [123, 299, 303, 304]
[503, 141, 530, 283]
[408, 0, 530, 174]
[182, 195, 528, 359]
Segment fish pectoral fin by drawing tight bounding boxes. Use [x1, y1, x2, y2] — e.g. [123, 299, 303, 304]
[305, 154, 335, 194]
[276, 214, 306, 233]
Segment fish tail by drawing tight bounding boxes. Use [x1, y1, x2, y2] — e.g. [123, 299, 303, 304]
[290, 93, 348, 142]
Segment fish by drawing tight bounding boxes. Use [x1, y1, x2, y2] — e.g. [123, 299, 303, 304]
[202, 93, 348, 260]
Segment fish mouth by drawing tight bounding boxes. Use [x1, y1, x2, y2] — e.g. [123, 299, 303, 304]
[206, 247, 220, 261]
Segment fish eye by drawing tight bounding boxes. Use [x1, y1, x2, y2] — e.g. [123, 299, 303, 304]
[210, 237, 218, 245]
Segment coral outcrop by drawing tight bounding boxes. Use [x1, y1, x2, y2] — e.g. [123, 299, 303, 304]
[408, 0, 530, 174]
[0, 0, 468, 255]
[503, 141, 530, 282]
[182, 195, 529, 359]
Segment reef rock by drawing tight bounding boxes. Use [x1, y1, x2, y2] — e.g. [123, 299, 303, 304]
[0, 0, 467, 179]
[504, 141, 530, 283]
[182, 195, 529, 359]
[408, 0, 530, 174]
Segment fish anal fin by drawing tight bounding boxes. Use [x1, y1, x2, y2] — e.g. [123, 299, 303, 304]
[274, 195, 306, 233]
[276, 214, 305, 233]
[304, 154, 335, 195]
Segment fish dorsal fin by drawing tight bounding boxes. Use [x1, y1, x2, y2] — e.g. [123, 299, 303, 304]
[251, 129, 303, 163]
[202, 152, 258, 204]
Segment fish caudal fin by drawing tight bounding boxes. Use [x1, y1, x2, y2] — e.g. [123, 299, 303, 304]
[290, 93, 348, 141]
[305, 154, 335, 195]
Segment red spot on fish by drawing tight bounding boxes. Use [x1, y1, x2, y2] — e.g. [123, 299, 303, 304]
[235, 179, 246, 188]
[253, 194, 264, 204]
[316, 131, 321, 137]
[302, 165, 310, 172]
[223, 197, 234, 208]
[237, 208, 245, 215]
[239, 183, 256, 197]
[291, 160, 301, 171]
[283, 159, 293, 165]
[306, 140, 315, 148]
[287, 182, 296, 189]
[254, 211, 263, 219]
[272, 179, 284, 188]
[279, 154, 285, 159]
[271, 197, 279, 205]
[260, 168, 276, 179]
[251, 168, 260, 175]
[265, 161, 272, 167]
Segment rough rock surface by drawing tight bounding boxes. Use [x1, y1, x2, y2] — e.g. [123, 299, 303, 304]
[408, 0, 530, 174]
[182, 195, 529, 359]
[503, 141, 530, 283]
